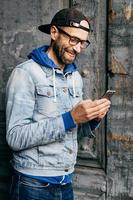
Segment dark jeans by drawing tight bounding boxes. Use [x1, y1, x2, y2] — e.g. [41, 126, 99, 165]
[9, 172, 74, 200]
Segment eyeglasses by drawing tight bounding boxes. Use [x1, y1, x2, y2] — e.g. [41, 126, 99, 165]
[57, 27, 90, 49]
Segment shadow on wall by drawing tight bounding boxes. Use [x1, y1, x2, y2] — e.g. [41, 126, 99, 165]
[0, 94, 12, 200]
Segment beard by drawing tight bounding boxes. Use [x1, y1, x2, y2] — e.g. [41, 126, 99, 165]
[52, 41, 77, 65]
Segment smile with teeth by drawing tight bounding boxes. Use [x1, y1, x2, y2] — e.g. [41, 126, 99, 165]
[66, 50, 76, 58]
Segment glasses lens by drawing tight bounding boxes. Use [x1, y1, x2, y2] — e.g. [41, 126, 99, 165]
[69, 38, 90, 49]
[80, 41, 90, 49]
[69, 37, 79, 45]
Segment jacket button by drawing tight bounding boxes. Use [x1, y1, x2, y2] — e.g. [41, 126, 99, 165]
[63, 88, 67, 93]
[65, 169, 68, 172]
[69, 149, 73, 154]
[47, 91, 51, 96]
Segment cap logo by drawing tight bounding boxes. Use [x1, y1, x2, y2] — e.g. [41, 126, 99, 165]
[69, 21, 92, 33]
[70, 21, 80, 27]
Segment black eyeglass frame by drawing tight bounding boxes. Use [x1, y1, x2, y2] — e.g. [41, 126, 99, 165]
[57, 26, 90, 49]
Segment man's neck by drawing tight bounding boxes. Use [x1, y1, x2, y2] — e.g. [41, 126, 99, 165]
[47, 47, 65, 70]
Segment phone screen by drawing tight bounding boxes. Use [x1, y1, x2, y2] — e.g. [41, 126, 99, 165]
[101, 90, 116, 99]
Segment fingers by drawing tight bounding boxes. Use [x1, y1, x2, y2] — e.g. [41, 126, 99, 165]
[71, 98, 111, 124]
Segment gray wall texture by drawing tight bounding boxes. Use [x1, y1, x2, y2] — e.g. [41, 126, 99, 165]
[0, 0, 133, 200]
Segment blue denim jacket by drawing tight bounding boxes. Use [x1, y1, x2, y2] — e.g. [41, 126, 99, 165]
[6, 47, 97, 177]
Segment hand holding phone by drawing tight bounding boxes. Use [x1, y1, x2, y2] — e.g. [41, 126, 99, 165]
[101, 90, 116, 100]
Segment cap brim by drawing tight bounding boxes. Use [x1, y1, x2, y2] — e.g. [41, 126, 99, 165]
[38, 24, 51, 34]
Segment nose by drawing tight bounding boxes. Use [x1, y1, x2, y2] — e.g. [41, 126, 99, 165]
[73, 42, 82, 53]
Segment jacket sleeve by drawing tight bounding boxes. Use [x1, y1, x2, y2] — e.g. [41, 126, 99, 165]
[6, 68, 67, 151]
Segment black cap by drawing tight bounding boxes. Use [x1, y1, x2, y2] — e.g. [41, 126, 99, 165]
[38, 8, 92, 34]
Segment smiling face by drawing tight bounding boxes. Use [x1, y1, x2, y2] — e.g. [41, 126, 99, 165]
[49, 20, 90, 67]
[52, 35, 76, 65]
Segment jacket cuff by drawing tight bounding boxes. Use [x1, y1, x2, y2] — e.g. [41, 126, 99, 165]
[62, 111, 76, 131]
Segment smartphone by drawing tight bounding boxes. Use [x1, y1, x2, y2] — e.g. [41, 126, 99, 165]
[101, 90, 116, 99]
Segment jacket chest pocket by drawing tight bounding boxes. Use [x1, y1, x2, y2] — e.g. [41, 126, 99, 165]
[35, 85, 60, 117]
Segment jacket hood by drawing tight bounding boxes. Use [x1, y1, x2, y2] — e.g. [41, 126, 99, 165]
[28, 45, 77, 74]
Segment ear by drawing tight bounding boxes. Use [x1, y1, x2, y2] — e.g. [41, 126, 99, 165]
[50, 26, 59, 41]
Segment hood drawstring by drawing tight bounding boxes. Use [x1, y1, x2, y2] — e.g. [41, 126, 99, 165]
[60, 175, 65, 184]
[65, 72, 76, 98]
[53, 68, 57, 102]
[72, 73, 76, 98]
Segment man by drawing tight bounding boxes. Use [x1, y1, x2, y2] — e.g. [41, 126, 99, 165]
[6, 8, 111, 200]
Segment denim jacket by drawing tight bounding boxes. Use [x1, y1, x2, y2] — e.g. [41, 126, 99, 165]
[6, 46, 97, 176]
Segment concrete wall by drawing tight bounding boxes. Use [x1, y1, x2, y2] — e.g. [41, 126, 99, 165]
[0, 0, 133, 199]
